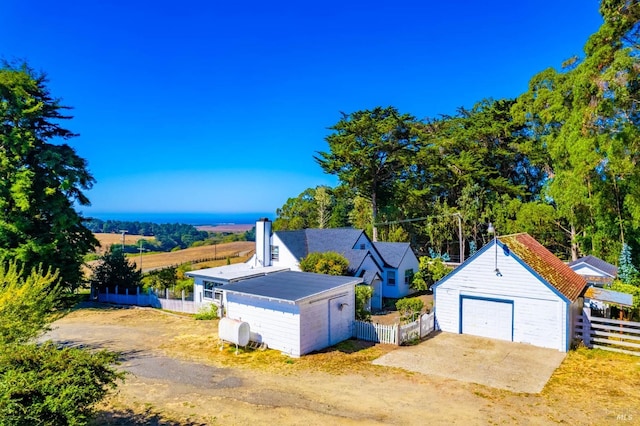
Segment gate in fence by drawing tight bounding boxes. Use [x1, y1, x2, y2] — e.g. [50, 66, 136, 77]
[353, 312, 435, 345]
[575, 308, 640, 356]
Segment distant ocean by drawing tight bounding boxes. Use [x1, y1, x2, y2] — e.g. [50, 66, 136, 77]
[83, 212, 274, 226]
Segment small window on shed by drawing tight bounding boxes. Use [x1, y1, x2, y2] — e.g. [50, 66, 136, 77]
[271, 245, 279, 261]
[387, 270, 396, 286]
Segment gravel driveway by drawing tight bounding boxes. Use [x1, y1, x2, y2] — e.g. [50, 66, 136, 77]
[373, 331, 567, 393]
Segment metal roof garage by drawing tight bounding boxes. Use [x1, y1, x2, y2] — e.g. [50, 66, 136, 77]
[220, 271, 361, 357]
[433, 233, 587, 352]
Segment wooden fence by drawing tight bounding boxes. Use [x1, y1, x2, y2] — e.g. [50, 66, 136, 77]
[95, 285, 209, 314]
[353, 312, 435, 345]
[575, 308, 640, 356]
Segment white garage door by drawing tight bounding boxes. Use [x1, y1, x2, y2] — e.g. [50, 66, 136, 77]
[461, 297, 513, 341]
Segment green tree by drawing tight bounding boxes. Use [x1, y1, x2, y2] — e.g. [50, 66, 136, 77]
[299, 251, 350, 276]
[273, 187, 319, 231]
[0, 262, 122, 425]
[90, 248, 142, 291]
[618, 243, 639, 284]
[355, 285, 373, 322]
[0, 63, 98, 291]
[0, 262, 60, 346]
[411, 256, 452, 291]
[316, 106, 420, 241]
[395, 297, 425, 323]
[512, 1, 640, 261]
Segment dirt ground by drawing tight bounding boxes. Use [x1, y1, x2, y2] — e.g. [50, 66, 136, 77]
[45, 304, 640, 425]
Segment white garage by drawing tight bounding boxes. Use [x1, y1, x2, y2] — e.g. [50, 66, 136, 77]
[219, 271, 361, 357]
[433, 233, 587, 352]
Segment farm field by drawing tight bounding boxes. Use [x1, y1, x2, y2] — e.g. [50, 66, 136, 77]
[91, 233, 254, 272]
[127, 241, 255, 271]
[94, 233, 155, 253]
[46, 306, 640, 425]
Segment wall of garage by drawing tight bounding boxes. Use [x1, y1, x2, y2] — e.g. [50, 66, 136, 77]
[434, 240, 570, 352]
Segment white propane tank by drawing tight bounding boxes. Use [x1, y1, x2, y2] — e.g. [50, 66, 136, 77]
[218, 318, 250, 346]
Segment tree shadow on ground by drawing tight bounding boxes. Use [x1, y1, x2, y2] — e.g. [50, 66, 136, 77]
[314, 338, 377, 355]
[91, 408, 206, 426]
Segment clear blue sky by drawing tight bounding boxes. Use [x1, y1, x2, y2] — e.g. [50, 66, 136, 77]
[2, 1, 603, 216]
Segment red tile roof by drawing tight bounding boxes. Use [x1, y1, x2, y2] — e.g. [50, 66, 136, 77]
[499, 233, 587, 302]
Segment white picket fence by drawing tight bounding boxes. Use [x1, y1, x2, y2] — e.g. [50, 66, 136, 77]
[576, 308, 640, 356]
[95, 285, 208, 314]
[354, 312, 435, 345]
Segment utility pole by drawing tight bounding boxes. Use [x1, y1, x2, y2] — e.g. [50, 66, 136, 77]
[120, 230, 128, 252]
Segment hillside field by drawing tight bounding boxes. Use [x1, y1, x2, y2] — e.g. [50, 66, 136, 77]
[92, 233, 255, 272]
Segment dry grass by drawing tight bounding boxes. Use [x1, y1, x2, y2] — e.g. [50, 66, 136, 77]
[543, 347, 640, 408]
[64, 306, 640, 424]
[128, 241, 254, 270]
[94, 233, 155, 251]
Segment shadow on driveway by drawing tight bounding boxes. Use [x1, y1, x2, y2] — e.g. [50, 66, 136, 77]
[373, 332, 566, 393]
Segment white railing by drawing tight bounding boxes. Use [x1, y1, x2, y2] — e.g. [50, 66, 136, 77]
[575, 308, 640, 356]
[354, 312, 435, 345]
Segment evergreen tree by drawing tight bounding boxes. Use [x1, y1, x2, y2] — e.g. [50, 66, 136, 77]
[618, 243, 639, 284]
[0, 62, 97, 291]
[90, 248, 142, 291]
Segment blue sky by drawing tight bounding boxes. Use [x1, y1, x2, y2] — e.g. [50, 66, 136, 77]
[2, 1, 603, 216]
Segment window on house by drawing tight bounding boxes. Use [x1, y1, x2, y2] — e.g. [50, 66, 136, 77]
[271, 245, 279, 261]
[404, 269, 414, 285]
[359, 243, 366, 250]
[387, 270, 396, 286]
[203, 281, 222, 299]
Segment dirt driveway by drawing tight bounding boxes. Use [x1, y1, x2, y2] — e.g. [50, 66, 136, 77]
[42, 304, 639, 425]
[373, 332, 566, 393]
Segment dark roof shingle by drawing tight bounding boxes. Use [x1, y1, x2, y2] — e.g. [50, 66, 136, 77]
[222, 271, 361, 302]
[568, 255, 618, 277]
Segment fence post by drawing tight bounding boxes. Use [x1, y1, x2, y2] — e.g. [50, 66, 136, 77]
[582, 307, 591, 348]
[165, 288, 169, 299]
[395, 323, 401, 345]
[182, 290, 185, 311]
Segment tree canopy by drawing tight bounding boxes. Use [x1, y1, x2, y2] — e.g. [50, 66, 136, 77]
[276, 1, 640, 268]
[0, 62, 97, 290]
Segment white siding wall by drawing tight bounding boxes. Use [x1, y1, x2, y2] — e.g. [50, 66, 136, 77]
[434, 242, 569, 352]
[269, 234, 302, 271]
[299, 284, 355, 355]
[225, 293, 302, 356]
[572, 264, 608, 277]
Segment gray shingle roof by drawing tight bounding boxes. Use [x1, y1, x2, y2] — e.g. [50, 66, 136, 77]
[221, 271, 361, 302]
[275, 228, 367, 267]
[373, 242, 410, 268]
[568, 255, 618, 278]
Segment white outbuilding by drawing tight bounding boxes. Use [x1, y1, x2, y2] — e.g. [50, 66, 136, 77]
[433, 233, 587, 352]
[219, 270, 361, 357]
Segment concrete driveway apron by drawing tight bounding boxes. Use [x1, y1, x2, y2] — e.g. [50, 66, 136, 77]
[373, 332, 567, 393]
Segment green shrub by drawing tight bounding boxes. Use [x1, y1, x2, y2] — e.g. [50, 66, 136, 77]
[355, 285, 373, 321]
[396, 297, 424, 323]
[195, 304, 219, 320]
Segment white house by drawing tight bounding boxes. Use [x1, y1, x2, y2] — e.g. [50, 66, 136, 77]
[568, 255, 618, 287]
[258, 219, 419, 309]
[188, 219, 419, 311]
[433, 233, 587, 352]
[219, 270, 360, 357]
